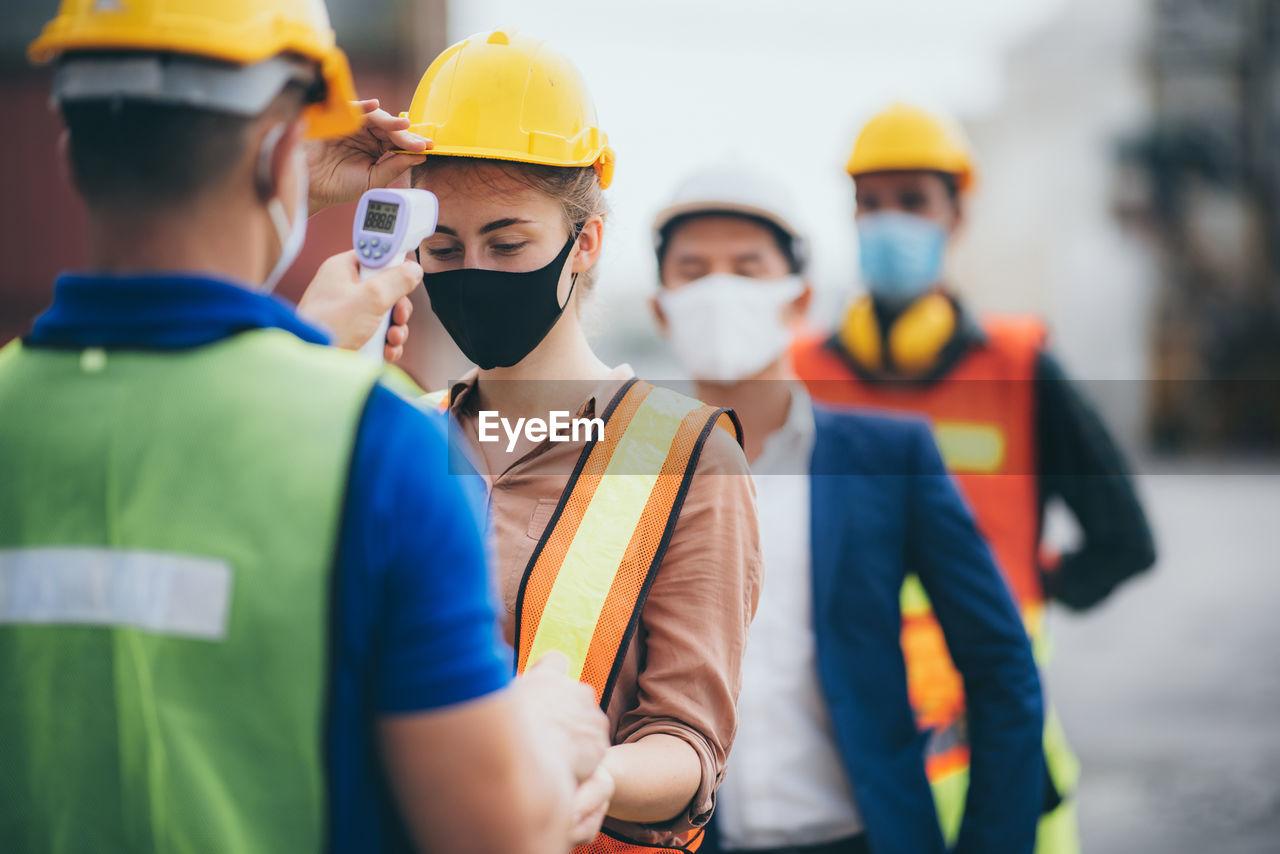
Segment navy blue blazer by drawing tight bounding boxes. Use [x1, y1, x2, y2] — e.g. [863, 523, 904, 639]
[708, 405, 1043, 854]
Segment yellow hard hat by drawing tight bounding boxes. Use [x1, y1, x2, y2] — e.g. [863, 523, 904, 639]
[28, 0, 362, 139]
[846, 103, 976, 191]
[403, 28, 615, 189]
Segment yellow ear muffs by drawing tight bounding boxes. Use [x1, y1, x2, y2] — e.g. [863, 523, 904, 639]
[838, 297, 883, 370]
[837, 294, 957, 375]
[889, 293, 957, 374]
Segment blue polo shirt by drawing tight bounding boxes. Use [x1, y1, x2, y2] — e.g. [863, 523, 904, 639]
[27, 272, 512, 853]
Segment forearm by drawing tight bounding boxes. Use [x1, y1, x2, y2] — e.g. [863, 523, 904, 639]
[380, 692, 576, 854]
[600, 733, 701, 824]
[510, 728, 579, 853]
[1041, 463, 1156, 607]
[1047, 533, 1155, 609]
[486, 744, 576, 854]
[1035, 351, 1156, 609]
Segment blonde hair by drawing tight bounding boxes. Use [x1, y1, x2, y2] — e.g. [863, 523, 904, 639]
[411, 157, 610, 291]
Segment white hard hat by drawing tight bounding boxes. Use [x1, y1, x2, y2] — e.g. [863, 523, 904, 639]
[652, 165, 809, 271]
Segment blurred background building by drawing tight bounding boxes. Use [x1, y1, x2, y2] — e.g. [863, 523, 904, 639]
[1124, 0, 1280, 451]
[949, 0, 1156, 449]
[3, 0, 1278, 452]
[1, 1, 1277, 851]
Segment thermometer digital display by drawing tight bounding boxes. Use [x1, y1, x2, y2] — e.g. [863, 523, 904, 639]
[352, 188, 439, 359]
[362, 200, 399, 234]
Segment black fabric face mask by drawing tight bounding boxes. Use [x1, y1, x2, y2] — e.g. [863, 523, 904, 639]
[420, 234, 578, 370]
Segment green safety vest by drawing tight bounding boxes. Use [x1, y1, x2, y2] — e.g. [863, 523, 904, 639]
[0, 330, 382, 853]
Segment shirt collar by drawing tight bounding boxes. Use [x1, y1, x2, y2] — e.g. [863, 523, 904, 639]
[447, 364, 638, 422]
[27, 272, 330, 350]
[777, 383, 816, 444]
[447, 369, 482, 416]
[753, 383, 816, 475]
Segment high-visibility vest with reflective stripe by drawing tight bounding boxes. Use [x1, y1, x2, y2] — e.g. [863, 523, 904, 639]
[581, 826, 708, 854]
[795, 316, 1083, 851]
[515, 379, 738, 705]
[0, 332, 380, 853]
[793, 316, 1047, 763]
[423, 378, 735, 853]
[517, 379, 737, 854]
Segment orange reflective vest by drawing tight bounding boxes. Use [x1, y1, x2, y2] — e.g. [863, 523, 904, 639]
[429, 379, 737, 853]
[792, 315, 1046, 779]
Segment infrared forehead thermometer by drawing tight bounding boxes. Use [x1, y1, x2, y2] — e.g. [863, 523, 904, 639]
[353, 188, 439, 359]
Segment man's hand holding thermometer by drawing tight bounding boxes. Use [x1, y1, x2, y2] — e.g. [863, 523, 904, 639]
[295, 188, 432, 363]
[297, 101, 431, 362]
[353, 188, 438, 359]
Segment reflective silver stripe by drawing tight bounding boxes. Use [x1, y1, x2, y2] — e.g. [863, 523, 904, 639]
[0, 548, 232, 640]
[925, 717, 969, 758]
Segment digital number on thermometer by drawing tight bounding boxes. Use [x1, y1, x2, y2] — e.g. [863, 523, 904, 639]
[352, 187, 438, 360]
[362, 200, 400, 234]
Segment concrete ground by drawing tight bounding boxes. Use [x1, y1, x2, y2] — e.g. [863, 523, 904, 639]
[1045, 463, 1280, 853]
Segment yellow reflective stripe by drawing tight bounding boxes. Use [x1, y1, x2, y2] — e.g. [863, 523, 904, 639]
[1023, 600, 1053, 664]
[1044, 705, 1081, 795]
[930, 761, 970, 845]
[379, 365, 424, 399]
[928, 714, 1081, 849]
[525, 387, 699, 678]
[418, 389, 449, 411]
[933, 420, 1006, 473]
[903, 575, 1046, 646]
[901, 573, 931, 616]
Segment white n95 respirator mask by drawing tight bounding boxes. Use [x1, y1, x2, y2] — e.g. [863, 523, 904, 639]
[657, 272, 805, 384]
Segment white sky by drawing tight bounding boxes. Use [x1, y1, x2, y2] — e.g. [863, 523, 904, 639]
[449, 0, 1066, 300]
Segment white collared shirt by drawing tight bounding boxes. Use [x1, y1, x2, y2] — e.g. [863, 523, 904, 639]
[716, 385, 865, 850]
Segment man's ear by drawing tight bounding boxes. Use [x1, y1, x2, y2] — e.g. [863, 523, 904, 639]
[948, 196, 966, 236]
[254, 120, 305, 202]
[786, 281, 813, 325]
[650, 293, 668, 335]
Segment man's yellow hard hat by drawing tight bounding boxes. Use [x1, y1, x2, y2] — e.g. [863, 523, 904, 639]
[846, 103, 976, 191]
[28, 0, 362, 139]
[403, 29, 615, 189]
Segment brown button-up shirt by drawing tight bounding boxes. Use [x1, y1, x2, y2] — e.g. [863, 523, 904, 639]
[447, 369, 763, 844]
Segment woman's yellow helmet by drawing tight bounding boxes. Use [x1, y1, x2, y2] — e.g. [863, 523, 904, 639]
[403, 29, 615, 189]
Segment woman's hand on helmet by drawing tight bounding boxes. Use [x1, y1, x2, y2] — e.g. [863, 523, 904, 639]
[306, 99, 432, 216]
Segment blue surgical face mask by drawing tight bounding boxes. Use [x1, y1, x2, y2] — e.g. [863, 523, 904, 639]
[856, 211, 947, 303]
